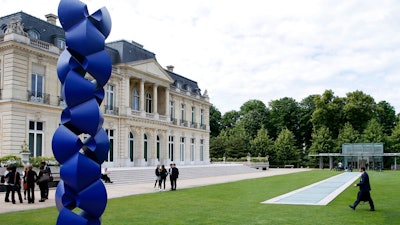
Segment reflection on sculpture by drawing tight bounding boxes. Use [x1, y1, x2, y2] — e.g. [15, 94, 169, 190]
[52, 0, 112, 224]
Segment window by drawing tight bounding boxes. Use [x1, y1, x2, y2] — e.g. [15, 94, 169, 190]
[169, 136, 174, 162]
[200, 139, 204, 161]
[132, 89, 139, 111]
[191, 106, 195, 125]
[27, 29, 39, 39]
[169, 101, 174, 121]
[156, 136, 160, 160]
[190, 138, 195, 161]
[180, 137, 185, 162]
[200, 109, 204, 126]
[31, 74, 43, 99]
[144, 134, 148, 161]
[106, 85, 114, 111]
[129, 132, 134, 162]
[55, 38, 66, 49]
[181, 104, 185, 121]
[145, 93, 152, 113]
[28, 121, 43, 157]
[106, 129, 114, 162]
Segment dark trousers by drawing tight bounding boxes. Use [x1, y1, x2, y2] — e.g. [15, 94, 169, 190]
[170, 178, 177, 190]
[11, 186, 23, 203]
[27, 186, 35, 203]
[5, 185, 11, 201]
[353, 191, 375, 210]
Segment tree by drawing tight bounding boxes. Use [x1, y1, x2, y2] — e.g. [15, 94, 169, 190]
[312, 90, 345, 139]
[388, 121, 400, 153]
[221, 110, 240, 130]
[224, 126, 251, 158]
[309, 126, 335, 154]
[269, 97, 301, 144]
[274, 128, 299, 165]
[250, 126, 275, 163]
[209, 105, 222, 137]
[361, 118, 385, 143]
[240, 99, 267, 115]
[298, 95, 318, 155]
[376, 101, 396, 136]
[336, 122, 360, 152]
[343, 90, 376, 133]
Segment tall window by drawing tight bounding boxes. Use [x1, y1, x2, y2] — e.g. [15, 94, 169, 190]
[106, 85, 114, 110]
[200, 139, 204, 161]
[169, 101, 174, 121]
[200, 109, 204, 126]
[129, 132, 134, 162]
[181, 104, 185, 121]
[190, 138, 195, 161]
[180, 137, 185, 162]
[31, 74, 43, 97]
[168, 136, 174, 162]
[132, 89, 139, 111]
[144, 134, 148, 161]
[106, 129, 114, 162]
[156, 135, 160, 160]
[146, 93, 152, 113]
[191, 106, 195, 125]
[29, 121, 43, 157]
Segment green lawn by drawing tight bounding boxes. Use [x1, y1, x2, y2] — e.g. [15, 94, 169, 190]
[1, 170, 398, 225]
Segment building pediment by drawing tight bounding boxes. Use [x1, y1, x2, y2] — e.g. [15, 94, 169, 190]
[128, 59, 174, 83]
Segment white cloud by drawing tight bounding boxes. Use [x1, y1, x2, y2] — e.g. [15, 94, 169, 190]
[2, 0, 400, 114]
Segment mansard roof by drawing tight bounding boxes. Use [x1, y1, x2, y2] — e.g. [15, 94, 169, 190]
[0, 11, 64, 42]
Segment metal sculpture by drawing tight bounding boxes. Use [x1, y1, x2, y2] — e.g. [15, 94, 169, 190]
[52, 0, 112, 224]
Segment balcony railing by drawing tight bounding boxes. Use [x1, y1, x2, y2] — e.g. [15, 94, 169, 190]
[104, 105, 119, 115]
[27, 90, 50, 104]
[57, 96, 67, 107]
[180, 119, 188, 127]
[190, 122, 198, 129]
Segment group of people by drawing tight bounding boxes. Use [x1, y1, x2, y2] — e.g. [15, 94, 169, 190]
[1, 162, 52, 204]
[154, 163, 179, 191]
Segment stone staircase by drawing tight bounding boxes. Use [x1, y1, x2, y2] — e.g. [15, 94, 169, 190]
[105, 164, 263, 185]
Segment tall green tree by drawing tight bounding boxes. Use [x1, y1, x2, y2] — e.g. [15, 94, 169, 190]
[299, 95, 318, 154]
[240, 99, 268, 115]
[336, 122, 360, 152]
[250, 126, 275, 162]
[361, 118, 385, 143]
[269, 97, 301, 144]
[209, 105, 222, 138]
[311, 90, 344, 138]
[388, 121, 400, 153]
[376, 101, 396, 136]
[221, 110, 240, 130]
[343, 90, 376, 133]
[274, 128, 299, 165]
[309, 126, 335, 154]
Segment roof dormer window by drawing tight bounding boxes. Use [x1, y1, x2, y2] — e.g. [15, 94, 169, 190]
[27, 29, 39, 39]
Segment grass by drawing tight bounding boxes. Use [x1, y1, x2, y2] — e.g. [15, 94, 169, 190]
[0, 170, 398, 225]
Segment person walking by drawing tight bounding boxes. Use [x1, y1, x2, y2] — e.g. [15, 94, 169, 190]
[160, 165, 168, 191]
[349, 166, 375, 211]
[22, 166, 29, 200]
[26, 165, 38, 204]
[154, 165, 161, 190]
[170, 163, 179, 190]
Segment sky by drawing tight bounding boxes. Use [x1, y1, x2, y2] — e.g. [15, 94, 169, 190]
[1, 0, 400, 114]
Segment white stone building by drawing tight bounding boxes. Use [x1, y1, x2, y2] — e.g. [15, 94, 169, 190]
[0, 12, 210, 167]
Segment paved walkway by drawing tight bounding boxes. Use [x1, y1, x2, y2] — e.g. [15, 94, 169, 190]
[0, 168, 310, 214]
[261, 171, 361, 205]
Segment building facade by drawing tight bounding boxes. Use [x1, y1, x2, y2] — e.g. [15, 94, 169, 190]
[0, 12, 211, 167]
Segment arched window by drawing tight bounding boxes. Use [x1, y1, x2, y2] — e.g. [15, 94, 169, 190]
[27, 29, 39, 39]
[144, 134, 148, 161]
[132, 89, 139, 111]
[145, 93, 152, 113]
[129, 132, 134, 162]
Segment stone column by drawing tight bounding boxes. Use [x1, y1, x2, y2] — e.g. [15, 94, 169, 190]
[153, 85, 158, 116]
[140, 80, 145, 112]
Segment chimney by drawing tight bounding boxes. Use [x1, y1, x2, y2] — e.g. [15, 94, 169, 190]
[45, 13, 58, 25]
[167, 65, 174, 72]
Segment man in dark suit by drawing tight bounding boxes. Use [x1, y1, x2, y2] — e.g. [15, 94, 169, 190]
[170, 163, 179, 190]
[349, 166, 375, 211]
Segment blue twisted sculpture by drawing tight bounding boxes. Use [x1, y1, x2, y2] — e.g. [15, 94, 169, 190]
[52, 0, 112, 224]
